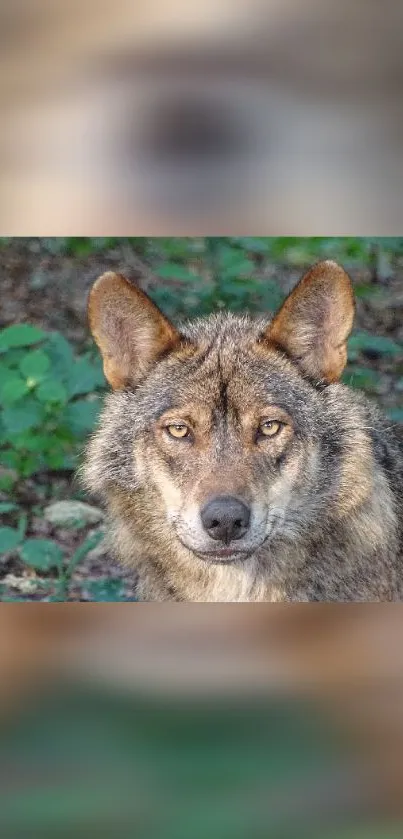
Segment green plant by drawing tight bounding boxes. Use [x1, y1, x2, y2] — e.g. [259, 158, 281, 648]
[0, 324, 105, 482]
[151, 236, 286, 317]
[0, 324, 108, 599]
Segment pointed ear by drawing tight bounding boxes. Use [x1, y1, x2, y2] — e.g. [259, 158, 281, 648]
[88, 272, 181, 389]
[264, 260, 355, 383]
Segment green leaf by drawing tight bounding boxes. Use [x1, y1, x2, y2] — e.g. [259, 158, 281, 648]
[63, 399, 101, 435]
[156, 264, 202, 282]
[260, 281, 285, 312]
[44, 451, 69, 470]
[86, 578, 127, 601]
[387, 408, 403, 423]
[64, 237, 93, 257]
[67, 357, 105, 397]
[0, 348, 28, 369]
[36, 379, 68, 404]
[0, 473, 17, 491]
[348, 331, 402, 356]
[0, 324, 45, 351]
[0, 363, 21, 383]
[224, 260, 254, 278]
[230, 237, 270, 254]
[342, 367, 380, 392]
[0, 375, 29, 405]
[0, 502, 18, 513]
[13, 433, 54, 453]
[21, 454, 43, 477]
[369, 236, 403, 252]
[354, 283, 384, 301]
[0, 527, 21, 553]
[2, 401, 44, 433]
[19, 349, 50, 381]
[17, 512, 27, 540]
[58, 452, 77, 471]
[66, 530, 104, 577]
[0, 451, 21, 469]
[218, 246, 254, 278]
[45, 332, 75, 378]
[20, 539, 63, 570]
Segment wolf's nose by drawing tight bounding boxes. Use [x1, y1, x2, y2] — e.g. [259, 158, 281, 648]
[201, 496, 251, 544]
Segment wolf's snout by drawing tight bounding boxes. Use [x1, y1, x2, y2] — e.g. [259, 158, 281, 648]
[200, 496, 251, 544]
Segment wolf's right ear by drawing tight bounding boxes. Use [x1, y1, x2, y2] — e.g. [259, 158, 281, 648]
[88, 272, 181, 389]
[263, 260, 355, 383]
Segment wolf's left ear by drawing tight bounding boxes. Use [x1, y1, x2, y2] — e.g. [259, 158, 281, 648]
[88, 272, 181, 388]
[263, 260, 355, 383]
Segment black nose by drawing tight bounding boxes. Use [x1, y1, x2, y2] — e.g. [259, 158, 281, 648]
[200, 496, 251, 544]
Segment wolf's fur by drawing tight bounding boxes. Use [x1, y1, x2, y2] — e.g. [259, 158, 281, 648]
[83, 261, 403, 601]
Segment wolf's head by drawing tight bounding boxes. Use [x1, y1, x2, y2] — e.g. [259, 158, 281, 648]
[84, 261, 360, 565]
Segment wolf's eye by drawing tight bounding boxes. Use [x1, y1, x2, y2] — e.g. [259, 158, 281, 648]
[259, 420, 283, 438]
[166, 423, 190, 439]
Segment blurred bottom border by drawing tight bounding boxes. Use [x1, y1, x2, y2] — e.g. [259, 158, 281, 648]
[0, 603, 402, 837]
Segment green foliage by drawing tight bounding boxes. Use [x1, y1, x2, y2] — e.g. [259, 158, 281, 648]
[0, 324, 107, 600]
[52, 530, 106, 602]
[18, 234, 403, 318]
[0, 325, 104, 480]
[20, 538, 64, 571]
[0, 502, 18, 513]
[85, 577, 128, 601]
[151, 236, 287, 317]
[348, 331, 402, 358]
[0, 526, 22, 552]
[0, 323, 46, 350]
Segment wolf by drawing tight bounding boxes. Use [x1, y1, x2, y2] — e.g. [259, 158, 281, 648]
[83, 260, 403, 601]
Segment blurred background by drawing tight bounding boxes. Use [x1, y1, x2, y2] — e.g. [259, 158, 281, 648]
[1, 604, 403, 836]
[1, 235, 403, 602]
[1, 0, 403, 234]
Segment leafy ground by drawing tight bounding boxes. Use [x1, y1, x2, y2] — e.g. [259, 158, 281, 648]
[1, 237, 403, 600]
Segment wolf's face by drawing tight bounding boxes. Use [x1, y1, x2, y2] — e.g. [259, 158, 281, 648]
[85, 260, 357, 566]
[128, 322, 325, 562]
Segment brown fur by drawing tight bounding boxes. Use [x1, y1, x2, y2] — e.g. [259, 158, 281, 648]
[83, 261, 403, 601]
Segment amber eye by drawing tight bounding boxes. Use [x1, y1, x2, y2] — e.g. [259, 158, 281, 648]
[166, 423, 190, 439]
[259, 420, 283, 438]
